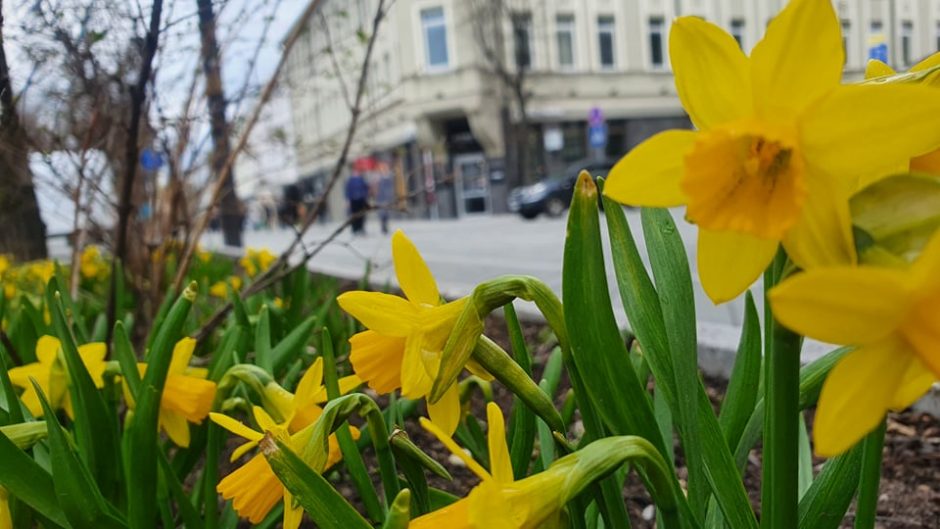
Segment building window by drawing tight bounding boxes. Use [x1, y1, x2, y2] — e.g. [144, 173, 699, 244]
[597, 16, 616, 69]
[649, 17, 665, 68]
[841, 19, 850, 60]
[730, 18, 745, 49]
[512, 12, 533, 70]
[901, 21, 913, 65]
[421, 7, 449, 69]
[556, 14, 575, 69]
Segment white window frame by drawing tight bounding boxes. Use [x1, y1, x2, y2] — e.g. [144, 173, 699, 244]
[416, 4, 454, 73]
[555, 13, 577, 71]
[597, 15, 617, 71]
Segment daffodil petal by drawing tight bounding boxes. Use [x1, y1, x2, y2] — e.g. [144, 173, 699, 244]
[7, 363, 47, 388]
[911, 229, 940, 289]
[603, 130, 696, 207]
[669, 17, 751, 130]
[419, 417, 491, 481]
[770, 266, 909, 345]
[486, 402, 514, 483]
[0, 488, 11, 529]
[392, 230, 440, 306]
[283, 491, 303, 529]
[169, 337, 197, 375]
[891, 355, 937, 410]
[782, 172, 856, 268]
[911, 148, 940, 176]
[217, 453, 283, 524]
[209, 412, 264, 442]
[294, 357, 324, 407]
[864, 59, 895, 79]
[18, 388, 43, 418]
[348, 330, 405, 394]
[252, 406, 280, 433]
[231, 440, 260, 462]
[801, 85, 940, 183]
[697, 228, 778, 304]
[813, 338, 909, 457]
[468, 480, 519, 529]
[35, 335, 60, 364]
[160, 410, 191, 448]
[901, 302, 940, 378]
[400, 333, 434, 399]
[427, 382, 462, 437]
[336, 291, 417, 337]
[911, 51, 940, 73]
[750, 0, 843, 119]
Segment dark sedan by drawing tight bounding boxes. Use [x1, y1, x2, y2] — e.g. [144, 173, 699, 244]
[507, 158, 616, 219]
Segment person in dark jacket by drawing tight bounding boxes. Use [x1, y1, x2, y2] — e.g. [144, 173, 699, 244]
[345, 172, 370, 235]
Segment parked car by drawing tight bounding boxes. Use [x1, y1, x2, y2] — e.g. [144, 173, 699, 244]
[508, 158, 616, 219]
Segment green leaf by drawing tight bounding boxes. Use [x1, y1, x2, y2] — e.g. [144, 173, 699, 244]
[718, 291, 762, 449]
[854, 420, 887, 529]
[504, 303, 536, 479]
[125, 282, 195, 529]
[32, 381, 126, 529]
[112, 322, 142, 401]
[261, 434, 372, 529]
[319, 327, 385, 521]
[796, 443, 862, 529]
[0, 343, 25, 424]
[157, 450, 203, 529]
[797, 414, 813, 499]
[271, 314, 318, 373]
[0, 428, 70, 528]
[254, 305, 273, 373]
[601, 187, 757, 529]
[46, 279, 122, 501]
[641, 207, 707, 517]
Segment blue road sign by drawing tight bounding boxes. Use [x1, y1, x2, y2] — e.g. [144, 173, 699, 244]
[588, 123, 607, 149]
[140, 148, 164, 171]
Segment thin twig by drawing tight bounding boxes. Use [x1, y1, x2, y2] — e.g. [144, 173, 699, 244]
[170, 0, 330, 294]
[106, 0, 165, 346]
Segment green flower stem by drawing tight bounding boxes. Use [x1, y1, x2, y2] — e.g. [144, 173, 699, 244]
[762, 318, 802, 529]
[320, 328, 384, 521]
[854, 419, 887, 529]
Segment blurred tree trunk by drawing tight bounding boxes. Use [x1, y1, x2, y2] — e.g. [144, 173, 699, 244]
[197, 0, 243, 247]
[0, 3, 47, 261]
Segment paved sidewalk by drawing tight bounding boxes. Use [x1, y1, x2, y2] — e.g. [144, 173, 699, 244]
[207, 210, 779, 366]
[205, 210, 939, 414]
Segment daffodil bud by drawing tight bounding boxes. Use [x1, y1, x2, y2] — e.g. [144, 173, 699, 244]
[851, 173, 940, 265]
[382, 489, 413, 529]
[0, 421, 47, 450]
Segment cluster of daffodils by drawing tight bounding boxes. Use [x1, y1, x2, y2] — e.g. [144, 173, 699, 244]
[605, 0, 940, 455]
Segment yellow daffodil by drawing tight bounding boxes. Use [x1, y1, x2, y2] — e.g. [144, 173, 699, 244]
[3, 284, 14, 300]
[7, 335, 106, 418]
[210, 406, 348, 529]
[0, 255, 10, 276]
[79, 245, 107, 280]
[410, 403, 567, 529]
[209, 276, 242, 298]
[337, 230, 468, 435]
[197, 245, 212, 264]
[124, 338, 216, 447]
[240, 248, 276, 278]
[864, 52, 940, 181]
[0, 486, 10, 529]
[770, 230, 940, 457]
[260, 356, 362, 433]
[604, 0, 940, 303]
[28, 261, 55, 286]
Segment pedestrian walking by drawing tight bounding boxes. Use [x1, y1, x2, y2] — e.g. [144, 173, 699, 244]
[345, 171, 369, 235]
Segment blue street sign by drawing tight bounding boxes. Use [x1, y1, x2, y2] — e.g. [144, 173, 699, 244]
[588, 123, 607, 149]
[868, 42, 888, 63]
[140, 148, 164, 171]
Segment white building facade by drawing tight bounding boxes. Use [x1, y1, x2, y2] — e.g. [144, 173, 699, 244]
[281, 0, 940, 220]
